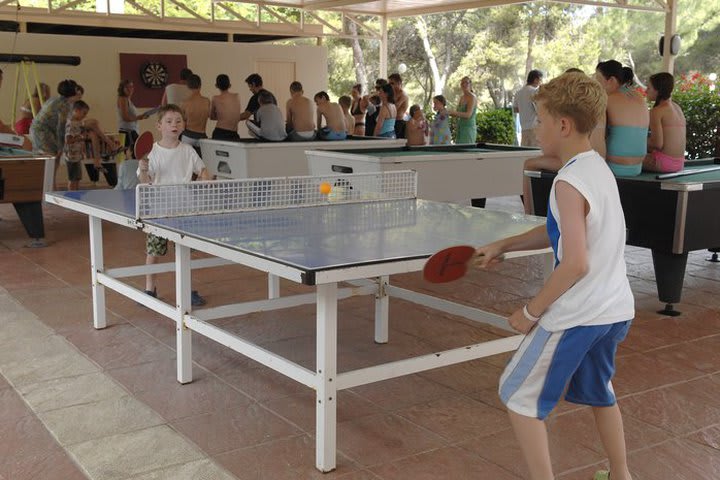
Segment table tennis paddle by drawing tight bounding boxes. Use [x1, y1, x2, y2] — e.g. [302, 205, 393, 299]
[134, 131, 154, 160]
[423, 245, 506, 283]
[423, 245, 477, 283]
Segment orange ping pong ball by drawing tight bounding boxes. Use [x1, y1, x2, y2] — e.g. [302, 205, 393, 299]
[319, 182, 332, 195]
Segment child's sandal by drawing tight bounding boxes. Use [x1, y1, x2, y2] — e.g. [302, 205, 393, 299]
[593, 471, 610, 480]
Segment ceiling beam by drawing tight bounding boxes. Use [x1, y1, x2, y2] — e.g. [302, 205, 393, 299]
[0, 7, 324, 35]
[260, 4, 300, 29]
[0, 0, 669, 38]
[124, 0, 160, 19]
[547, 0, 664, 12]
[52, 0, 85, 12]
[167, 0, 209, 22]
[344, 13, 380, 38]
[215, 0, 303, 7]
[386, 0, 530, 17]
[302, 0, 373, 11]
[303, 10, 342, 34]
[215, 2, 260, 26]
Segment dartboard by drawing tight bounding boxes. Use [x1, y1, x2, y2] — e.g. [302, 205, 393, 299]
[140, 61, 169, 89]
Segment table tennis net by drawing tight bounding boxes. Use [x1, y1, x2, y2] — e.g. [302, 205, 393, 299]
[135, 170, 417, 219]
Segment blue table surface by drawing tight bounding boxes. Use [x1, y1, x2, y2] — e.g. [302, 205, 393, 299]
[50, 189, 546, 271]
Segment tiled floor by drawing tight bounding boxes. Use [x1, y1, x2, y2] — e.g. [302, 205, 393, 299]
[1, 196, 720, 480]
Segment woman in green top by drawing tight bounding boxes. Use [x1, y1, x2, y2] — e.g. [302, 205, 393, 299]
[449, 76, 477, 144]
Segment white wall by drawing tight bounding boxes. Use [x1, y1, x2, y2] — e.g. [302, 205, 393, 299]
[0, 32, 327, 135]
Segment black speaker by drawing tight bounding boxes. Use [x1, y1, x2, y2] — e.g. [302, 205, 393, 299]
[658, 34, 681, 56]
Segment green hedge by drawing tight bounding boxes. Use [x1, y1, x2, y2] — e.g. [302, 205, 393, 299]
[475, 108, 516, 144]
[673, 73, 720, 159]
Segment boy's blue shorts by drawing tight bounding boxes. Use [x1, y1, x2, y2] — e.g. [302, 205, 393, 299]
[498, 320, 631, 420]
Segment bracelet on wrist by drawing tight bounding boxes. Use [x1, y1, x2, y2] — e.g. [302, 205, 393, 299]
[523, 304, 541, 322]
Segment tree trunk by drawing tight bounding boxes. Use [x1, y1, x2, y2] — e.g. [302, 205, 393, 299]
[348, 20, 368, 93]
[416, 17, 443, 95]
[486, 80, 503, 109]
[626, 51, 645, 88]
[525, 21, 537, 75]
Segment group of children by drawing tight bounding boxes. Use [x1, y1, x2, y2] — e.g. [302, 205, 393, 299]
[246, 85, 352, 142]
[394, 98, 447, 146]
[382, 93, 475, 146]
[366, 95, 454, 146]
[248, 75, 476, 146]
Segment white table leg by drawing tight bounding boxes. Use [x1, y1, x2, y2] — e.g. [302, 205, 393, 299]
[176, 244, 192, 384]
[374, 275, 389, 344]
[315, 282, 338, 473]
[89, 216, 106, 329]
[268, 273, 280, 299]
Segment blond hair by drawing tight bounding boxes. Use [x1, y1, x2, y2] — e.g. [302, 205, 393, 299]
[534, 72, 606, 135]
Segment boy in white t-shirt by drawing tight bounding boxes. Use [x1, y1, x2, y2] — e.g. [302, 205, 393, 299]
[476, 73, 634, 480]
[138, 104, 211, 306]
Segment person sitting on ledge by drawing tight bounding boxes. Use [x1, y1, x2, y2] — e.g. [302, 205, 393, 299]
[338, 95, 355, 135]
[246, 90, 287, 142]
[286, 81, 316, 141]
[643, 72, 686, 173]
[314, 91, 347, 141]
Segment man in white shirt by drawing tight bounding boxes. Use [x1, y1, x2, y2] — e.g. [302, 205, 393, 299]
[513, 69, 543, 147]
[162, 68, 193, 106]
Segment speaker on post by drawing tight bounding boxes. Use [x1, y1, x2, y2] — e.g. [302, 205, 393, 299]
[658, 34, 681, 56]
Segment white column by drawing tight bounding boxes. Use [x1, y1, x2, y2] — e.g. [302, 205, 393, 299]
[89, 216, 107, 329]
[374, 275, 389, 343]
[315, 282, 338, 472]
[379, 15, 388, 79]
[662, 0, 677, 74]
[175, 244, 193, 384]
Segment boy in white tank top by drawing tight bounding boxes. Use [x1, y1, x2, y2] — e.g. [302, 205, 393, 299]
[476, 73, 634, 480]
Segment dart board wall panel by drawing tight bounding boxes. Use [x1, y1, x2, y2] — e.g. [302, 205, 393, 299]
[119, 53, 187, 108]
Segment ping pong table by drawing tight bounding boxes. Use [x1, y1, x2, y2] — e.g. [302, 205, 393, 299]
[45, 171, 550, 472]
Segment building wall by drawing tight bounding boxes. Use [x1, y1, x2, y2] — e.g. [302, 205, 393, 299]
[0, 32, 327, 136]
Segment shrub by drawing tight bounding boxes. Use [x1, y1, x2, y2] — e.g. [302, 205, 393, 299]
[673, 72, 720, 159]
[475, 108, 516, 144]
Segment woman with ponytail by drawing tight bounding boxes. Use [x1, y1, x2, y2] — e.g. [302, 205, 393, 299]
[595, 60, 649, 177]
[643, 72, 686, 172]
